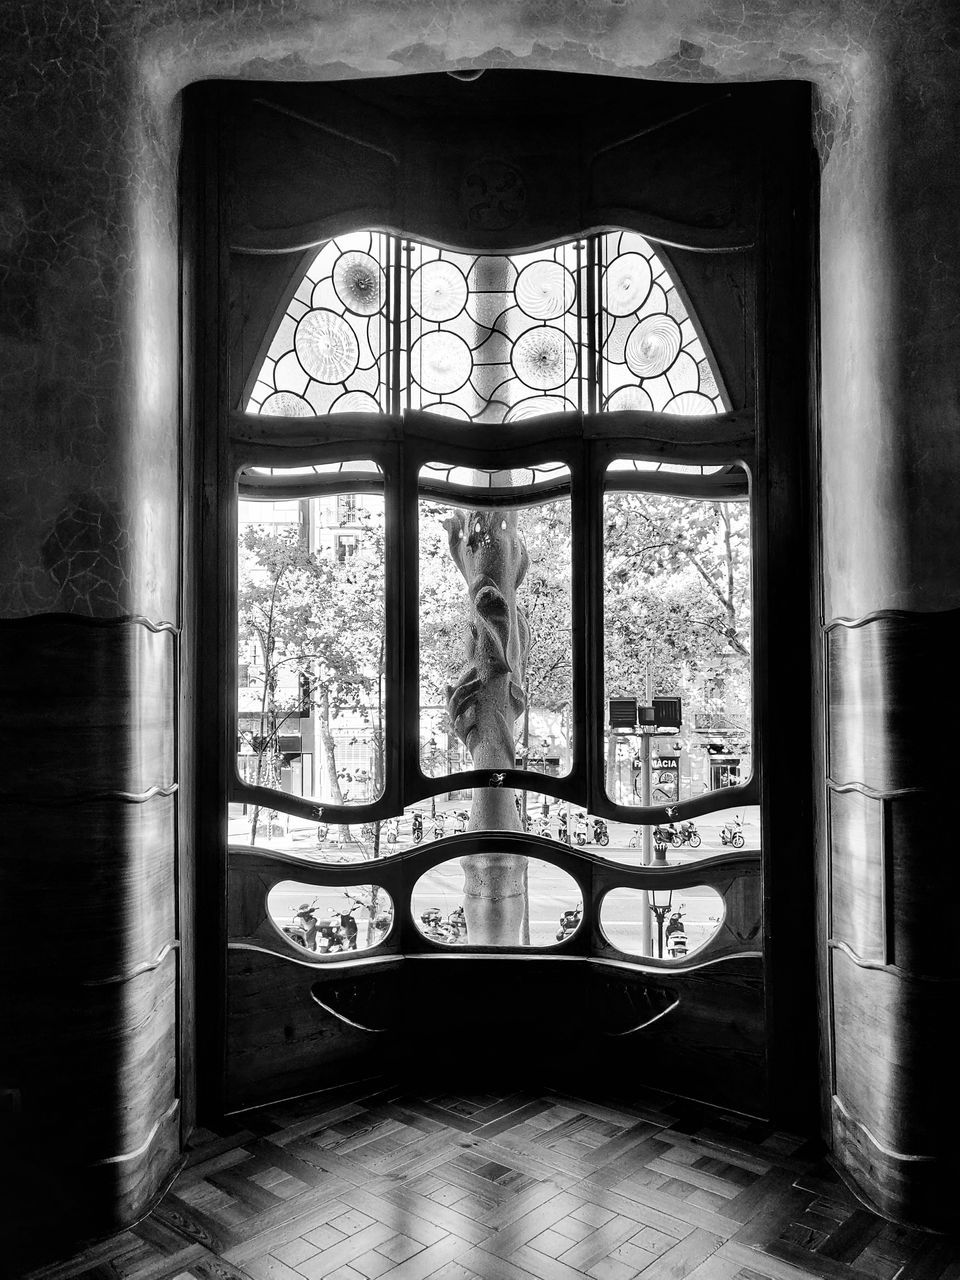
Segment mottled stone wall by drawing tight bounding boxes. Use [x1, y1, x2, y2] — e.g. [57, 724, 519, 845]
[2, 0, 960, 1252]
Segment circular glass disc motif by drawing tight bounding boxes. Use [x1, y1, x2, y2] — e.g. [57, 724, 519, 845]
[295, 310, 360, 383]
[411, 331, 473, 394]
[511, 326, 576, 390]
[422, 401, 472, 420]
[514, 260, 576, 320]
[412, 260, 469, 322]
[504, 394, 574, 421]
[625, 315, 683, 379]
[603, 252, 653, 316]
[333, 251, 384, 315]
[663, 391, 717, 416]
[604, 385, 653, 412]
[259, 390, 314, 416]
[329, 390, 382, 413]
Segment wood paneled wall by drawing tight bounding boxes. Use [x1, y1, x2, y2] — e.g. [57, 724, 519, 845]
[823, 607, 960, 1229]
[0, 616, 181, 1254]
[225, 842, 765, 1116]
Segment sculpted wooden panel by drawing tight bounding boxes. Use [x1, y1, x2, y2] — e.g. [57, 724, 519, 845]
[888, 795, 960, 978]
[0, 617, 176, 798]
[5, 795, 176, 978]
[826, 611, 960, 792]
[2, 953, 178, 1162]
[829, 788, 885, 963]
[226, 948, 396, 1111]
[831, 948, 953, 1158]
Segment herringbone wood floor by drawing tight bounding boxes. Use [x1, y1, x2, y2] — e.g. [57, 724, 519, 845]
[23, 1084, 960, 1280]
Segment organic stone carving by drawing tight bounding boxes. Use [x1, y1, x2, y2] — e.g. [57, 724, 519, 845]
[445, 505, 530, 945]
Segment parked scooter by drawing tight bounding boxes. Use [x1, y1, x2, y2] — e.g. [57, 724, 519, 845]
[284, 900, 320, 950]
[721, 817, 745, 849]
[452, 809, 469, 834]
[446, 905, 467, 942]
[315, 822, 329, 848]
[591, 816, 609, 847]
[556, 902, 583, 942]
[411, 810, 423, 843]
[432, 812, 447, 840]
[665, 909, 688, 958]
[536, 813, 552, 839]
[653, 822, 676, 845]
[385, 817, 400, 844]
[671, 820, 701, 849]
[573, 811, 589, 846]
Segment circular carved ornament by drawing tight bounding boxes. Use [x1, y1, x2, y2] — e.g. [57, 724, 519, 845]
[460, 159, 526, 232]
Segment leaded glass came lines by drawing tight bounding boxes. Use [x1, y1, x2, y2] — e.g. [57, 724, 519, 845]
[246, 230, 726, 421]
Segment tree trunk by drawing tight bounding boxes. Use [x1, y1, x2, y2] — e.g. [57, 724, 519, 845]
[317, 682, 350, 845]
[445, 507, 529, 945]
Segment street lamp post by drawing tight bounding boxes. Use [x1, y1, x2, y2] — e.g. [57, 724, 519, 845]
[649, 886, 674, 958]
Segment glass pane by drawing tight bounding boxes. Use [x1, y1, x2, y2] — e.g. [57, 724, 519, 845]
[403, 241, 586, 422]
[603, 473, 752, 805]
[419, 477, 572, 788]
[599, 886, 725, 960]
[236, 467, 385, 828]
[246, 231, 391, 416]
[267, 881, 394, 953]
[411, 856, 581, 947]
[598, 230, 725, 413]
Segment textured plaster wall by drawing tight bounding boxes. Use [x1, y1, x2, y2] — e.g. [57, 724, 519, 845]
[1, 3, 959, 620]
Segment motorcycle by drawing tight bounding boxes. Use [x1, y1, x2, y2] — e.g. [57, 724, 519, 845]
[452, 809, 468, 834]
[665, 910, 688, 958]
[420, 907, 450, 943]
[536, 814, 552, 839]
[721, 817, 745, 849]
[432, 812, 446, 840]
[556, 902, 582, 942]
[284, 900, 320, 950]
[653, 822, 676, 845]
[573, 812, 588, 845]
[592, 816, 609, 847]
[315, 821, 329, 848]
[411, 810, 423, 843]
[385, 817, 400, 844]
[446, 905, 467, 942]
[674, 820, 701, 849]
[557, 808, 569, 843]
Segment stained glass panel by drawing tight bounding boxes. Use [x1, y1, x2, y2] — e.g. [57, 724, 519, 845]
[246, 230, 391, 415]
[598, 231, 725, 414]
[246, 230, 727, 420]
[402, 240, 586, 423]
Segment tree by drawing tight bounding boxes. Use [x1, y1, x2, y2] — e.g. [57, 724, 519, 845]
[236, 501, 387, 846]
[603, 490, 752, 797]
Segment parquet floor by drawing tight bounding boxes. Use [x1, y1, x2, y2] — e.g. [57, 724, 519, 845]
[23, 1083, 960, 1280]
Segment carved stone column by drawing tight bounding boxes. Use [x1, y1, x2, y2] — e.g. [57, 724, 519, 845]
[445, 508, 529, 944]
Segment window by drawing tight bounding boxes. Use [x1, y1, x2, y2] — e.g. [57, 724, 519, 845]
[231, 225, 756, 953]
[197, 72, 812, 1120]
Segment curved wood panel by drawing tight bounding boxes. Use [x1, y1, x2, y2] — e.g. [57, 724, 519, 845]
[2, 953, 178, 1162]
[826, 608, 960, 793]
[832, 951, 960, 1159]
[7, 795, 176, 979]
[0, 615, 176, 799]
[225, 76, 759, 256]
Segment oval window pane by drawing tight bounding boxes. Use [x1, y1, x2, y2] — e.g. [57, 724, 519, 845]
[267, 881, 394, 953]
[411, 856, 581, 947]
[599, 886, 725, 960]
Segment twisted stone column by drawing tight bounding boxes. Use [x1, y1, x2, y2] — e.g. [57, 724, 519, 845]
[444, 507, 529, 944]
